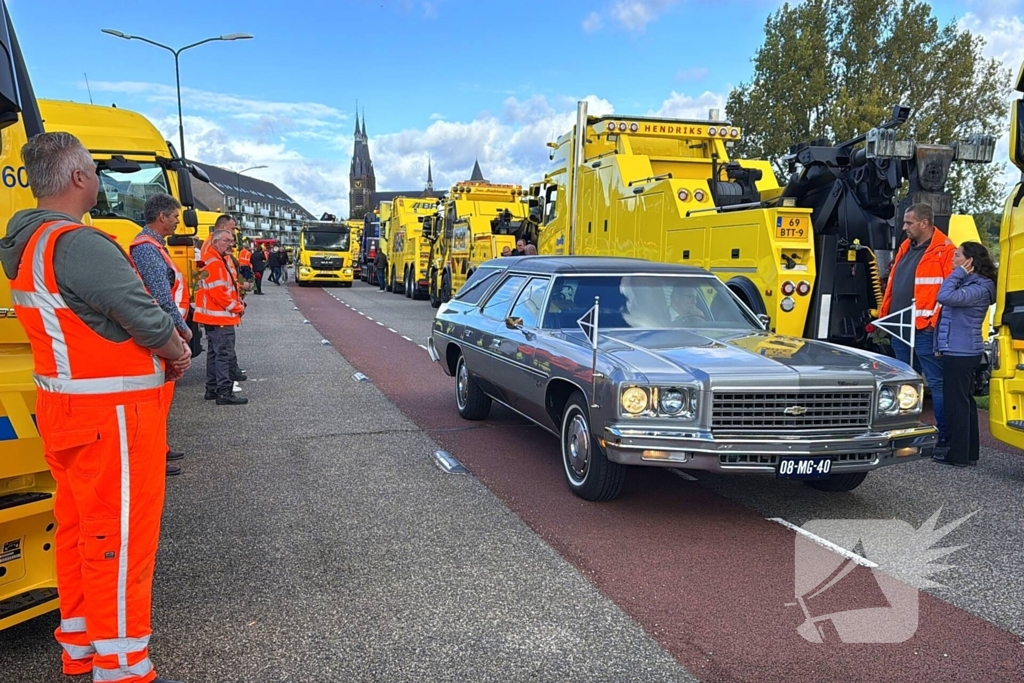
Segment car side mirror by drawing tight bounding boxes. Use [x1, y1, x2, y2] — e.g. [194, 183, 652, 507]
[505, 316, 523, 330]
[757, 314, 771, 330]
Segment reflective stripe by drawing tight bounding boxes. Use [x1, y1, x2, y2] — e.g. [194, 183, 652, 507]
[92, 658, 154, 682]
[193, 307, 237, 318]
[115, 405, 129, 668]
[915, 308, 936, 317]
[11, 289, 69, 309]
[24, 222, 78, 379]
[34, 371, 165, 395]
[61, 642, 96, 660]
[94, 636, 150, 657]
[915, 277, 944, 285]
[200, 279, 229, 289]
[61, 617, 87, 633]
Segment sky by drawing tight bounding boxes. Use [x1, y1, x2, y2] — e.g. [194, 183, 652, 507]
[9, 0, 1024, 217]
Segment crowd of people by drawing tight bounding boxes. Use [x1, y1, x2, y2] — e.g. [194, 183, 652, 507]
[876, 202, 998, 468]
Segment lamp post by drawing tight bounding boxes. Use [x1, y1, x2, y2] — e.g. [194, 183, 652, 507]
[235, 165, 267, 234]
[100, 29, 253, 162]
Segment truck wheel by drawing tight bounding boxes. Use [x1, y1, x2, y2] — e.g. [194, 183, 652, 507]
[560, 391, 626, 501]
[804, 472, 868, 492]
[440, 271, 452, 304]
[455, 355, 491, 420]
[405, 269, 413, 298]
[429, 270, 441, 308]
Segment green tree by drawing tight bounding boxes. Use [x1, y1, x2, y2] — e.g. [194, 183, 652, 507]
[726, 0, 1011, 214]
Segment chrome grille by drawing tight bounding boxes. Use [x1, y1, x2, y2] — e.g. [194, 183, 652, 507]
[711, 390, 872, 434]
[719, 452, 876, 467]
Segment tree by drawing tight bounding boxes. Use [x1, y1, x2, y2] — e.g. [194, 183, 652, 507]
[726, 0, 1011, 215]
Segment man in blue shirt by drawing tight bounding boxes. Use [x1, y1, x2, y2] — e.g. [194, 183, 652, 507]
[131, 193, 192, 476]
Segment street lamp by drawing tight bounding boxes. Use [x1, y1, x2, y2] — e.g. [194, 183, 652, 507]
[100, 29, 253, 162]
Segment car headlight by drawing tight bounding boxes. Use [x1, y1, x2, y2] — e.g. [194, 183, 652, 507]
[659, 388, 685, 415]
[878, 386, 897, 413]
[620, 387, 649, 415]
[897, 384, 920, 411]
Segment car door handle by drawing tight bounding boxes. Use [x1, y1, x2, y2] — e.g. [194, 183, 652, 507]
[464, 329, 473, 338]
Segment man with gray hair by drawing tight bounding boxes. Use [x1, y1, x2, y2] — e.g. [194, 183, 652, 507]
[0, 131, 190, 683]
[131, 193, 191, 476]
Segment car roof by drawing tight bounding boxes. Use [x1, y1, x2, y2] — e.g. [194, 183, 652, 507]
[483, 255, 711, 276]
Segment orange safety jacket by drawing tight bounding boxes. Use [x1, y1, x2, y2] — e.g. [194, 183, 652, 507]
[10, 220, 166, 396]
[130, 232, 190, 317]
[194, 242, 243, 326]
[879, 228, 955, 330]
[238, 247, 252, 268]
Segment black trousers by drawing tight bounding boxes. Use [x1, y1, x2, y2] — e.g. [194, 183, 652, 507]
[253, 271, 263, 294]
[204, 325, 237, 397]
[942, 354, 981, 464]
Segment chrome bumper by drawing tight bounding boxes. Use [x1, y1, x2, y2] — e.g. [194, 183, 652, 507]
[601, 424, 938, 474]
[426, 336, 442, 365]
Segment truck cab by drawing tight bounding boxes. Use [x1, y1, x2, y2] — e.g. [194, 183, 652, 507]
[295, 222, 354, 287]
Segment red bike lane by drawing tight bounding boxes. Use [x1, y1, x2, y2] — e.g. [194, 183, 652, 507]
[294, 286, 1024, 683]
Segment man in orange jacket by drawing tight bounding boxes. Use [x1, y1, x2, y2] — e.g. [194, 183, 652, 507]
[0, 132, 190, 682]
[878, 202, 955, 445]
[195, 228, 249, 405]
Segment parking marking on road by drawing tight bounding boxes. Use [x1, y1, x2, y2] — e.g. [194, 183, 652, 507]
[767, 517, 878, 568]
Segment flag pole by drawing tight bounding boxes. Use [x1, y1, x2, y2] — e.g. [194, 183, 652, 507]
[591, 296, 600, 409]
[909, 298, 916, 369]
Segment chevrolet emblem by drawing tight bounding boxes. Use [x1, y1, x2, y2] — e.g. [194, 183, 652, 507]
[783, 406, 808, 416]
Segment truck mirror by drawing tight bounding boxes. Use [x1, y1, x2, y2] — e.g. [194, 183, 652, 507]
[190, 164, 211, 183]
[0, 2, 43, 136]
[756, 314, 771, 330]
[1012, 100, 1024, 173]
[176, 167, 199, 235]
[182, 208, 198, 229]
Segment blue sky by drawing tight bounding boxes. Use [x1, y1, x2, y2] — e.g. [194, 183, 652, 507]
[10, 0, 1024, 216]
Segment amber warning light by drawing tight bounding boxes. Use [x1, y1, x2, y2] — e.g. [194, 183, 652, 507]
[602, 120, 740, 139]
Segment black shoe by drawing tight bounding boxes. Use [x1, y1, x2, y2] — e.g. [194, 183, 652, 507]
[231, 373, 248, 382]
[166, 450, 185, 461]
[968, 459, 978, 466]
[153, 678, 185, 683]
[204, 391, 217, 400]
[216, 395, 249, 405]
[932, 454, 968, 467]
[166, 464, 182, 476]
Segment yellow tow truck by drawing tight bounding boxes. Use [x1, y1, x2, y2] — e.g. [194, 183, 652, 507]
[425, 179, 531, 307]
[532, 102, 992, 350]
[381, 196, 438, 298]
[346, 219, 364, 279]
[0, 2, 60, 631]
[989, 62, 1024, 451]
[295, 220, 354, 286]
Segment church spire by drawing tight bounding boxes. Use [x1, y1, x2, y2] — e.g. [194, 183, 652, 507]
[354, 102, 360, 138]
[470, 158, 485, 182]
[361, 108, 367, 138]
[426, 156, 433, 192]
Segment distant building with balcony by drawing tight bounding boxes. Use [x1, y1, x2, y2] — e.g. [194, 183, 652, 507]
[189, 161, 317, 246]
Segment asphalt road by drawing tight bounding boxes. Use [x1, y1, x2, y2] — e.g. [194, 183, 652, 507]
[300, 278, 1024, 682]
[0, 281, 694, 683]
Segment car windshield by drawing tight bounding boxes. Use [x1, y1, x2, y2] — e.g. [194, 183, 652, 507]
[92, 162, 170, 225]
[304, 230, 350, 251]
[541, 274, 759, 330]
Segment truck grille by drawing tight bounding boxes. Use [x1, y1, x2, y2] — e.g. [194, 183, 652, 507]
[310, 256, 343, 270]
[711, 390, 872, 434]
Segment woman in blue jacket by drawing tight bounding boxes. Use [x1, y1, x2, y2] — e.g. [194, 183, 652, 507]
[932, 241, 997, 467]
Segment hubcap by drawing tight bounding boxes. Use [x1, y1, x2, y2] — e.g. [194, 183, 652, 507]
[565, 412, 590, 482]
[457, 361, 469, 408]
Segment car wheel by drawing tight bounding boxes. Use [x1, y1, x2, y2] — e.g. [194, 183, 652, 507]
[560, 391, 626, 501]
[455, 355, 491, 420]
[804, 471, 867, 492]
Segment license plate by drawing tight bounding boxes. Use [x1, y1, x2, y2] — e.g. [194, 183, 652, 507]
[777, 456, 832, 479]
[776, 216, 808, 240]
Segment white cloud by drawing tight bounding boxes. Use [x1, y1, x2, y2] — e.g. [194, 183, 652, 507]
[429, 112, 446, 121]
[650, 90, 728, 120]
[582, 12, 603, 33]
[612, 0, 679, 32]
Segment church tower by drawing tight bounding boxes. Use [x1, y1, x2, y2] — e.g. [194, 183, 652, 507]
[349, 108, 376, 219]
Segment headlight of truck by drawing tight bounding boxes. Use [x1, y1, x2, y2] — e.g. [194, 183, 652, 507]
[620, 387, 649, 415]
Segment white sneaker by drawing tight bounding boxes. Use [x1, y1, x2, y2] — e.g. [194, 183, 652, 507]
[232, 381, 242, 393]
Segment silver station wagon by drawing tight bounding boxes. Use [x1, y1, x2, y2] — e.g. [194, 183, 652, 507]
[427, 256, 938, 501]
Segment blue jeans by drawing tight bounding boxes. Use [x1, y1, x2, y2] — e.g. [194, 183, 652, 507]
[377, 267, 386, 290]
[891, 331, 945, 443]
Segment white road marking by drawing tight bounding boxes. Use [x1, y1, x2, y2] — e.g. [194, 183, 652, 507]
[767, 517, 878, 568]
[387, 328, 398, 333]
[401, 336, 412, 342]
[418, 344, 428, 351]
[376, 321, 385, 326]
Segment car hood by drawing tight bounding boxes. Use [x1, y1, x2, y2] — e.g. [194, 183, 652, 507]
[561, 328, 909, 383]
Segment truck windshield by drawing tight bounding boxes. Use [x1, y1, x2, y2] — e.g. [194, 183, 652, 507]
[92, 162, 170, 225]
[542, 274, 759, 330]
[304, 230, 350, 251]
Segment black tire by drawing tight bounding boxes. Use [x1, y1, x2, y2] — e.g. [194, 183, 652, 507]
[440, 271, 452, 304]
[342, 281, 353, 288]
[405, 268, 413, 298]
[297, 279, 308, 288]
[804, 471, 868, 492]
[455, 354, 491, 420]
[560, 391, 626, 501]
[429, 270, 441, 308]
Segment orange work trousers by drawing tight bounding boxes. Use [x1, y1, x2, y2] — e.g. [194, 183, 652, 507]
[39, 387, 167, 683]
[162, 381, 175, 453]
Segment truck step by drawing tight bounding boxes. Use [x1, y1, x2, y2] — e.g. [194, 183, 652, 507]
[0, 588, 59, 622]
[0, 491, 52, 511]
[1009, 421, 1024, 432]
